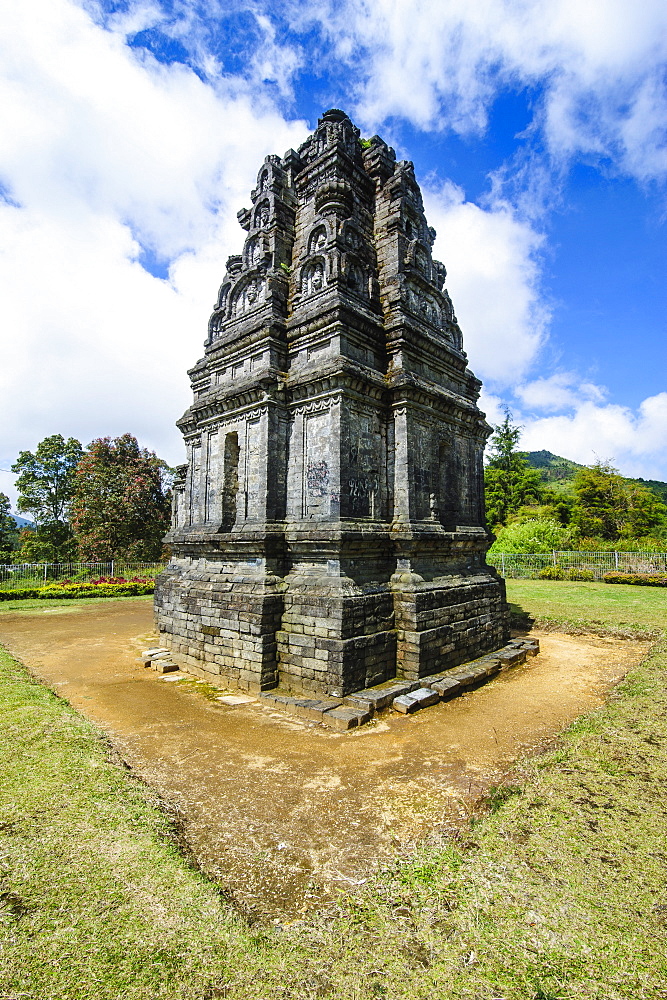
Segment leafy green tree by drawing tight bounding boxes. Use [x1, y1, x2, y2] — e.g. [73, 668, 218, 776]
[11, 435, 83, 561]
[572, 461, 667, 541]
[71, 434, 172, 561]
[0, 493, 19, 563]
[484, 410, 545, 528]
[488, 517, 573, 553]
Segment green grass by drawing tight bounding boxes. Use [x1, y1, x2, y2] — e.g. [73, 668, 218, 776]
[0, 594, 153, 613]
[506, 578, 667, 638]
[0, 643, 245, 999]
[2, 588, 667, 998]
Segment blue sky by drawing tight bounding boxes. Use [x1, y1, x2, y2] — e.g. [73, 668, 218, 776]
[1, 0, 666, 510]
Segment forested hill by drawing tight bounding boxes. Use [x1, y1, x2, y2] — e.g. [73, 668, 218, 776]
[520, 450, 584, 492]
[521, 450, 667, 502]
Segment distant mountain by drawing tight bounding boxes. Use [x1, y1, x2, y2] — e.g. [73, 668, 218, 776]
[520, 450, 584, 493]
[521, 450, 667, 502]
[11, 514, 35, 529]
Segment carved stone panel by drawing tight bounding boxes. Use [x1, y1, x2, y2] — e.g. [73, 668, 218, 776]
[304, 409, 332, 519]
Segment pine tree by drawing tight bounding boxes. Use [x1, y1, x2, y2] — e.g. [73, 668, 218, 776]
[484, 410, 545, 528]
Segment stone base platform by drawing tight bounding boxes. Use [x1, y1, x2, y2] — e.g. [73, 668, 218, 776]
[258, 636, 538, 729]
[141, 638, 538, 731]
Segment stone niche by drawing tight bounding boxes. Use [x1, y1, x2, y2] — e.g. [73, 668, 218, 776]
[154, 109, 510, 696]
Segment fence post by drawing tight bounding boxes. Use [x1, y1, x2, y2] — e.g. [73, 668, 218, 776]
[552, 550, 556, 567]
[43, 563, 47, 583]
[111, 559, 114, 578]
[614, 551, 619, 570]
[501, 553, 505, 576]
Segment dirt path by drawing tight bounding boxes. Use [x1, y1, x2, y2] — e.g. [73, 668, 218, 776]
[0, 599, 649, 921]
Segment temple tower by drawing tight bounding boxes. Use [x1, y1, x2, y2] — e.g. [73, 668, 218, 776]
[155, 109, 509, 696]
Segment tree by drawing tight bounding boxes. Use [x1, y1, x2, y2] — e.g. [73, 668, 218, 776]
[572, 461, 667, 541]
[71, 434, 172, 561]
[11, 435, 83, 561]
[489, 517, 573, 553]
[484, 410, 545, 528]
[0, 493, 19, 563]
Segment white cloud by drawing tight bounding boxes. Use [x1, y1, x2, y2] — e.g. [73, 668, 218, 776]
[516, 373, 606, 412]
[424, 183, 549, 387]
[1, 0, 664, 513]
[520, 392, 667, 480]
[0, 0, 308, 506]
[303, 0, 667, 184]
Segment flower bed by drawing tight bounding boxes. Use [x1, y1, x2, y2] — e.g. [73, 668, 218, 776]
[0, 577, 155, 601]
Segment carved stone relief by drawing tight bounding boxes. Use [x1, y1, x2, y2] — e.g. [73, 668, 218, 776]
[308, 225, 327, 254]
[301, 259, 326, 296]
[231, 277, 265, 317]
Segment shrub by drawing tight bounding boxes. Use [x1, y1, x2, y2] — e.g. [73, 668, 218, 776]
[566, 568, 595, 582]
[38, 582, 155, 599]
[538, 566, 565, 580]
[0, 587, 39, 601]
[489, 517, 572, 554]
[603, 572, 667, 587]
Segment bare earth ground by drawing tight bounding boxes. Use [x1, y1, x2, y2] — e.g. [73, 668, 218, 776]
[0, 599, 649, 922]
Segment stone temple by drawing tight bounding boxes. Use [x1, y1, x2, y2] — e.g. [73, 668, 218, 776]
[155, 109, 510, 697]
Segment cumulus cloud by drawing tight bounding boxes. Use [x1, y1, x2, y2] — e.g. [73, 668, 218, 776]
[479, 385, 667, 482]
[299, 0, 667, 185]
[424, 183, 549, 387]
[0, 0, 308, 504]
[516, 373, 606, 412]
[1, 0, 665, 513]
[519, 392, 667, 481]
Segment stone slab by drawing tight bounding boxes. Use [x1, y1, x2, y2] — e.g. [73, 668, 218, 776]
[431, 676, 463, 698]
[143, 650, 173, 664]
[153, 660, 179, 674]
[295, 698, 343, 721]
[447, 667, 480, 687]
[343, 681, 420, 713]
[392, 687, 440, 714]
[322, 706, 371, 731]
[257, 691, 343, 722]
[498, 649, 527, 668]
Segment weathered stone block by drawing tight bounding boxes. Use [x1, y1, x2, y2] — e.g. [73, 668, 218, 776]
[154, 660, 179, 674]
[392, 687, 440, 714]
[431, 676, 462, 698]
[322, 706, 370, 730]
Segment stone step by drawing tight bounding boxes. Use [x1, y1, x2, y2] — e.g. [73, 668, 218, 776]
[142, 648, 171, 665]
[322, 706, 372, 731]
[254, 637, 539, 727]
[259, 691, 344, 724]
[343, 680, 421, 713]
[393, 687, 440, 714]
[153, 660, 179, 674]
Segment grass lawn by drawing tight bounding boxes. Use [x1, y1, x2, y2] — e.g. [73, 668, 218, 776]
[2, 587, 667, 998]
[507, 578, 667, 638]
[0, 594, 152, 614]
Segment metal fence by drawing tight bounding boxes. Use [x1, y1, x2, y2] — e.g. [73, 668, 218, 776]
[487, 551, 667, 580]
[2, 553, 666, 589]
[0, 561, 167, 590]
